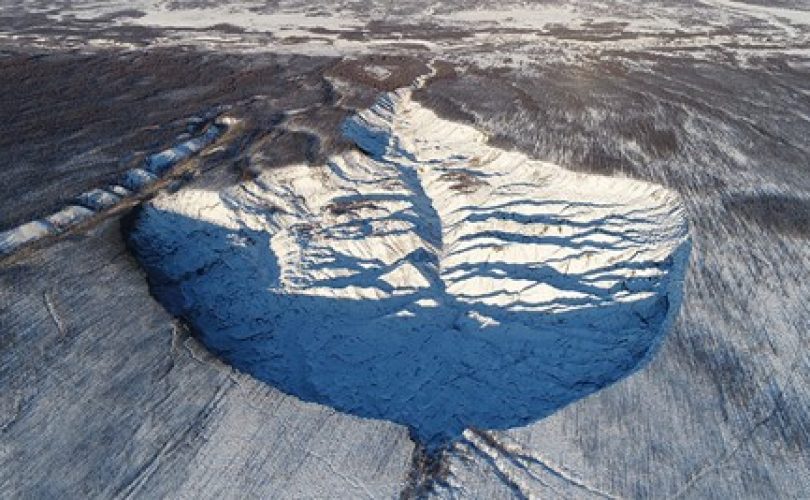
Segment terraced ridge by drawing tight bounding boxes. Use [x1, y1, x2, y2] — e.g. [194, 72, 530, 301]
[128, 88, 690, 449]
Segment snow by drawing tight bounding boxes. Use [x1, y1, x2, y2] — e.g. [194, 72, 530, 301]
[130, 87, 690, 449]
[701, 0, 810, 26]
[0, 221, 52, 255]
[7, 0, 809, 65]
[1, 1, 808, 496]
[120, 168, 158, 192]
[44, 205, 95, 231]
[107, 185, 132, 197]
[438, 5, 579, 27]
[145, 124, 224, 175]
[108, 4, 365, 40]
[0, 217, 415, 498]
[77, 188, 121, 211]
[0, 115, 227, 256]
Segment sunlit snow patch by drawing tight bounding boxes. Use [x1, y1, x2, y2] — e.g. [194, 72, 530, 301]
[129, 89, 690, 449]
[77, 188, 121, 211]
[0, 221, 52, 254]
[145, 124, 224, 175]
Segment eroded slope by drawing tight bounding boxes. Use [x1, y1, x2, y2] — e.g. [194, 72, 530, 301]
[128, 88, 689, 448]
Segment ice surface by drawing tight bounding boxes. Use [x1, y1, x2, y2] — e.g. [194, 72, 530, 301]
[130, 89, 689, 449]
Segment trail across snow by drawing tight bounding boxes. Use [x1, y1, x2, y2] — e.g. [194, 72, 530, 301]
[130, 88, 690, 448]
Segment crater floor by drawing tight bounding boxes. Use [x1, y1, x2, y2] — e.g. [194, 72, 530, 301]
[128, 88, 689, 448]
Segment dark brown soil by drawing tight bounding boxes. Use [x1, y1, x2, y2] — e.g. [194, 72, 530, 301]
[0, 49, 341, 230]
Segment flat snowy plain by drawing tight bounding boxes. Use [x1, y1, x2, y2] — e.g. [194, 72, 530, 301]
[0, 0, 809, 498]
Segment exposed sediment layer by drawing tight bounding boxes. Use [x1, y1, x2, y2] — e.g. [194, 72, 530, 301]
[129, 88, 690, 448]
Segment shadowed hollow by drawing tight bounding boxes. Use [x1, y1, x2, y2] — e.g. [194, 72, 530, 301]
[128, 89, 690, 449]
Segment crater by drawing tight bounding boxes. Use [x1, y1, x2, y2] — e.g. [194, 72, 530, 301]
[126, 89, 690, 450]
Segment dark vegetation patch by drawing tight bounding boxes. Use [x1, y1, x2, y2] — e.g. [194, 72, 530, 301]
[364, 21, 474, 41]
[88, 9, 147, 22]
[0, 49, 340, 230]
[544, 23, 639, 42]
[252, 130, 320, 170]
[208, 23, 247, 34]
[411, 91, 477, 125]
[0, 10, 166, 46]
[399, 441, 451, 499]
[325, 54, 431, 91]
[279, 35, 335, 45]
[284, 106, 360, 161]
[327, 200, 380, 216]
[0, 46, 444, 233]
[724, 194, 810, 238]
[415, 57, 810, 200]
[617, 116, 680, 157]
[439, 171, 489, 193]
[0, 12, 54, 32]
[309, 26, 368, 42]
[428, 60, 459, 83]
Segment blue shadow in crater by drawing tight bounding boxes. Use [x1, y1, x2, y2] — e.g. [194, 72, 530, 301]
[127, 206, 688, 450]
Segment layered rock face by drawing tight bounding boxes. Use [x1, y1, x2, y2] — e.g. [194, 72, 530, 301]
[128, 88, 689, 448]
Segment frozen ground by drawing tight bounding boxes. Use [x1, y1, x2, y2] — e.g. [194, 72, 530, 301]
[1, 0, 809, 499]
[3, 0, 810, 65]
[128, 88, 689, 448]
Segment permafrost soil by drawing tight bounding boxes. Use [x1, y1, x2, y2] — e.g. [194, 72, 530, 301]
[128, 87, 690, 448]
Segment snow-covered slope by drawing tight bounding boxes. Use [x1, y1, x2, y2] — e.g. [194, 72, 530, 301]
[129, 88, 689, 448]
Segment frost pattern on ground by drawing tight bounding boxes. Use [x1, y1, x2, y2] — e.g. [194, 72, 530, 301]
[129, 89, 689, 449]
